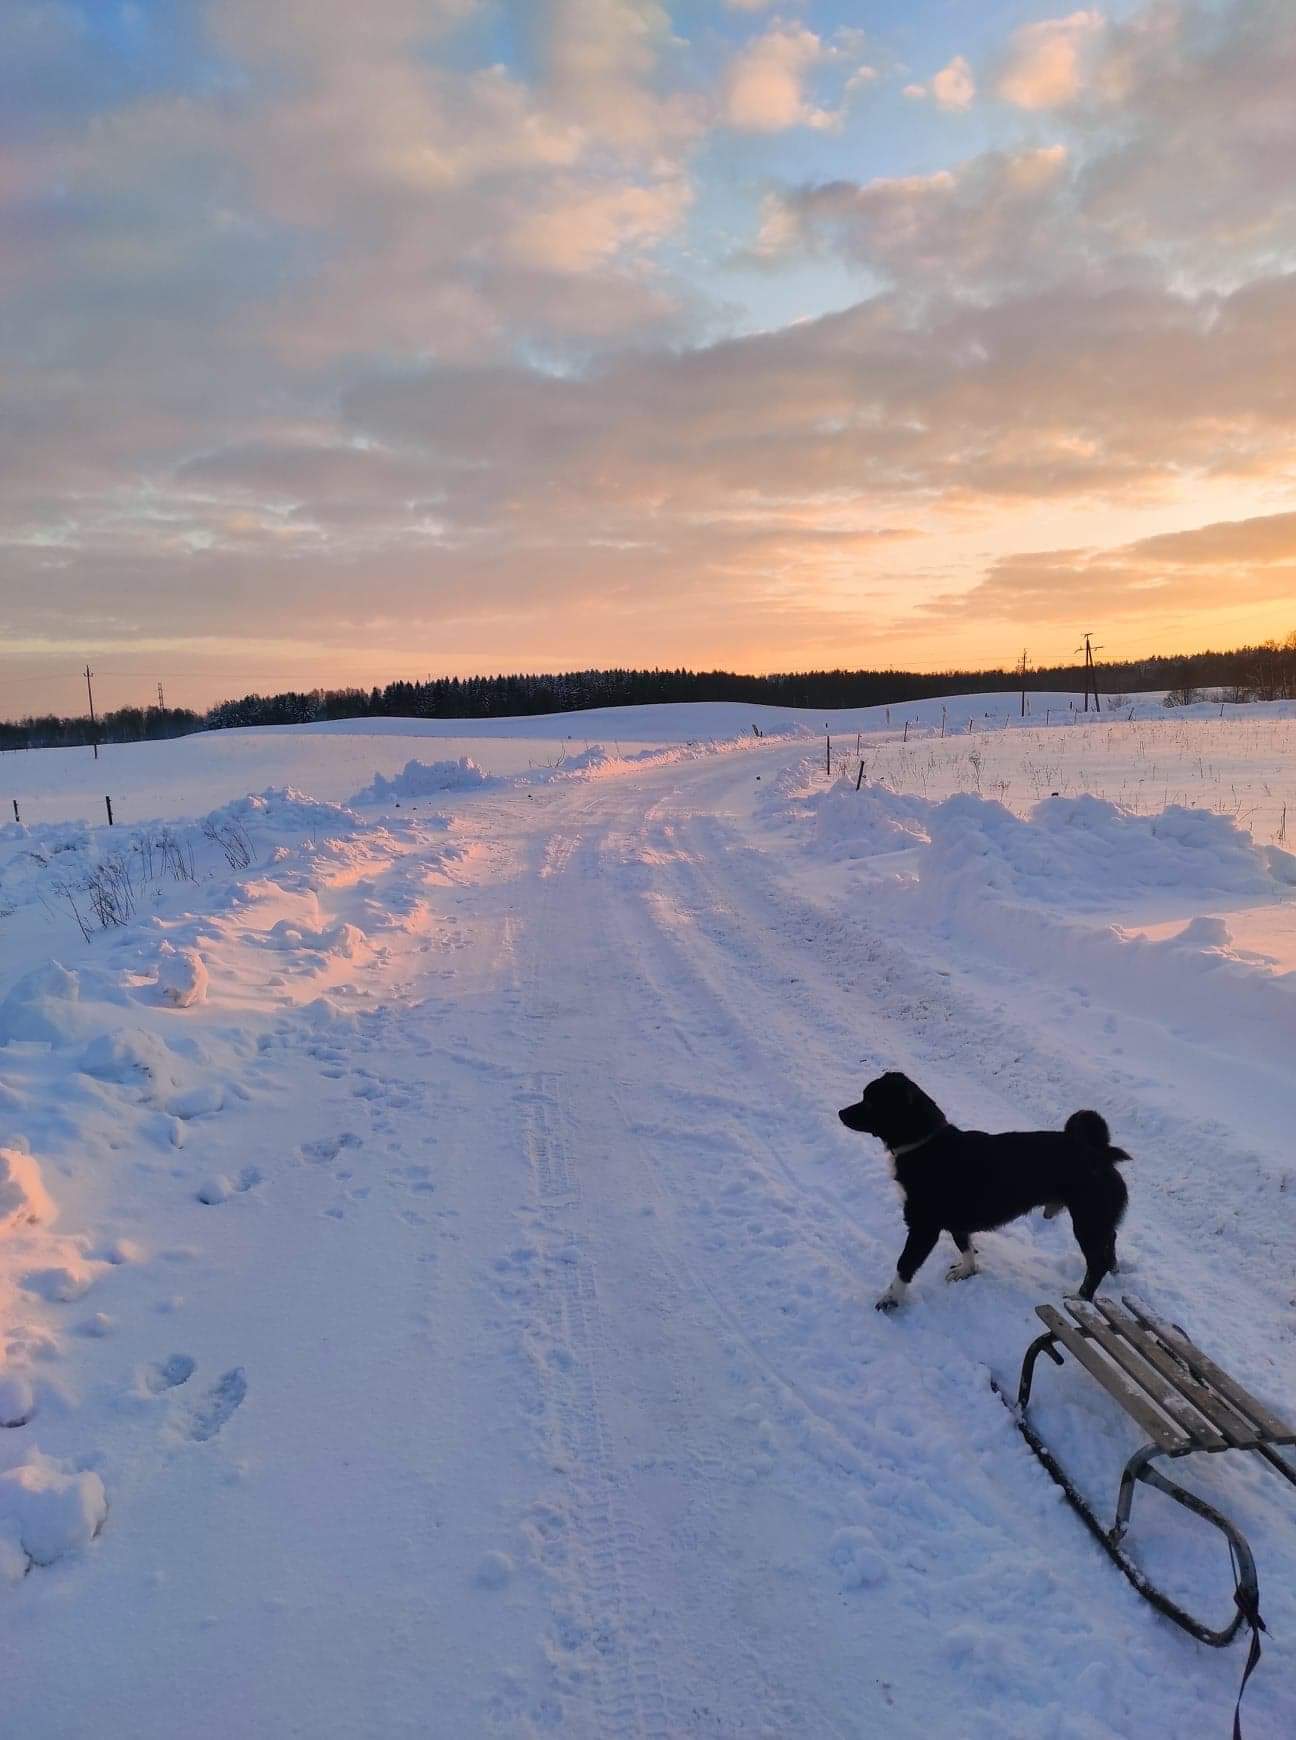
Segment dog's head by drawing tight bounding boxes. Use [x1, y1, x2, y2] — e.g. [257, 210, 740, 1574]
[838, 1071, 946, 1150]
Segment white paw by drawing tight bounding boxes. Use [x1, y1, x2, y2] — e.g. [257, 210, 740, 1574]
[875, 1278, 908, 1312]
[945, 1257, 978, 1283]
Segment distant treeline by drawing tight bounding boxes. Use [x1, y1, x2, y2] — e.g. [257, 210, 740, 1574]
[3, 634, 1294, 751]
[1, 703, 208, 753]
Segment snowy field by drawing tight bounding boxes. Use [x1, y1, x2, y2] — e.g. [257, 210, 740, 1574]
[1, 697, 1294, 1737]
[0, 729, 675, 828]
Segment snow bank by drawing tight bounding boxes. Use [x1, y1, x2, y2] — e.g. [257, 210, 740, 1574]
[351, 757, 492, 804]
[924, 792, 1296, 913]
[785, 770, 1296, 1068]
[216, 786, 361, 834]
[806, 779, 930, 861]
[791, 775, 1296, 911]
[0, 1449, 107, 1580]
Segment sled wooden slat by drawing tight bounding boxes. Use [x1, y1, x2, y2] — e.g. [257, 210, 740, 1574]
[1088, 1297, 1262, 1450]
[1034, 1305, 1188, 1451]
[1064, 1300, 1228, 1451]
[1121, 1296, 1296, 1446]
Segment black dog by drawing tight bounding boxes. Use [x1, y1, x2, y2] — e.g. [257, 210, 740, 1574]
[838, 1072, 1129, 1310]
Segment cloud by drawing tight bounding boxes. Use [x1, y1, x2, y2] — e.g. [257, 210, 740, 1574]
[755, 146, 1074, 292]
[291, 271, 1296, 534]
[1, 0, 703, 380]
[11, 249, 1296, 673]
[903, 54, 976, 110]
[930, 55, 976, 111]
[723, 23, 835, 132]
[997, 10, 1105, 110]
[1071, 0, 1296, 279]
[935, 509, 1296, 626]
[514, 0, 698, 153]
[760, 3, 1296, 297]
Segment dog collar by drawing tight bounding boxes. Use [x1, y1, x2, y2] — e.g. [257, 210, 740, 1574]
[889, 1122, 948, 1159]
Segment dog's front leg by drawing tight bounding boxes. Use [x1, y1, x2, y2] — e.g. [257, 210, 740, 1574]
[877, 1221, 939, 1311]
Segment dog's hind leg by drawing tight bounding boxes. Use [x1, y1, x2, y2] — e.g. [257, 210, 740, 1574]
[1071, 1167, 1127, 1299]
[945, 1229, 978, 1283]
[1075, 1229, 1118, 1300]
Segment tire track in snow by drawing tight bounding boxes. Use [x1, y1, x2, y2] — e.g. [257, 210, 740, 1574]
[529, 813, 862, 1738]
[523, 807, 908, 1737]
[510, 833, 680, 1739]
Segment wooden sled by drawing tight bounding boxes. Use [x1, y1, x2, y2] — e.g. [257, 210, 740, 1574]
[993, 1295, 1296, 1734]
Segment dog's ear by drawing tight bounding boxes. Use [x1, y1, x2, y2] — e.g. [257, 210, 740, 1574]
[901, 1076, 918, 1102]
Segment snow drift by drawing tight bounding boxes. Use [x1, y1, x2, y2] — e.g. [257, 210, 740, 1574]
[351, 756, 493, 804]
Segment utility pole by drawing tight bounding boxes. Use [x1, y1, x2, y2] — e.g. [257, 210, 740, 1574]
[1018, 648, 1029, 718]
[157, 682, 165, 709]
[85, 664, 99, 759]
[1075, 633, 1103, 713]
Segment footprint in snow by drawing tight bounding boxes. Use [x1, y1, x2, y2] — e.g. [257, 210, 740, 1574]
[188, 1368, 248, 1441]
[196, 1167, 260, 1204]
[147, 1353, 196, 1393]
[300, 1132, 362, 1164]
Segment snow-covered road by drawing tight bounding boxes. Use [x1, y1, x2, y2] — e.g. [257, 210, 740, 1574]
[4, 733, 1294, 1737]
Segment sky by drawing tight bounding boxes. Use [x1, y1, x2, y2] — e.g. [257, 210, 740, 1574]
[3, 0, 1296, 717]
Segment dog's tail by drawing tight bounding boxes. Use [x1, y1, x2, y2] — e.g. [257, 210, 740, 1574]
[1065, 1109, 1131, 1163]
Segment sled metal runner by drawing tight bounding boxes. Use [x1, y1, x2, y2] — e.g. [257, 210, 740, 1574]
[993, 1293, 1296, 1651]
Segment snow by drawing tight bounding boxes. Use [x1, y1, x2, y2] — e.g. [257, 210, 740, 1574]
[0, 1451, 108, 1580]
[0, 695, 1293, 1736]
[350, 754, 494, 803]
[0, 1371, 36, 1429]
[153, 943, 209, 1009]
[0, 1148, 53, 1232]
[0, 961, 87, 1047]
